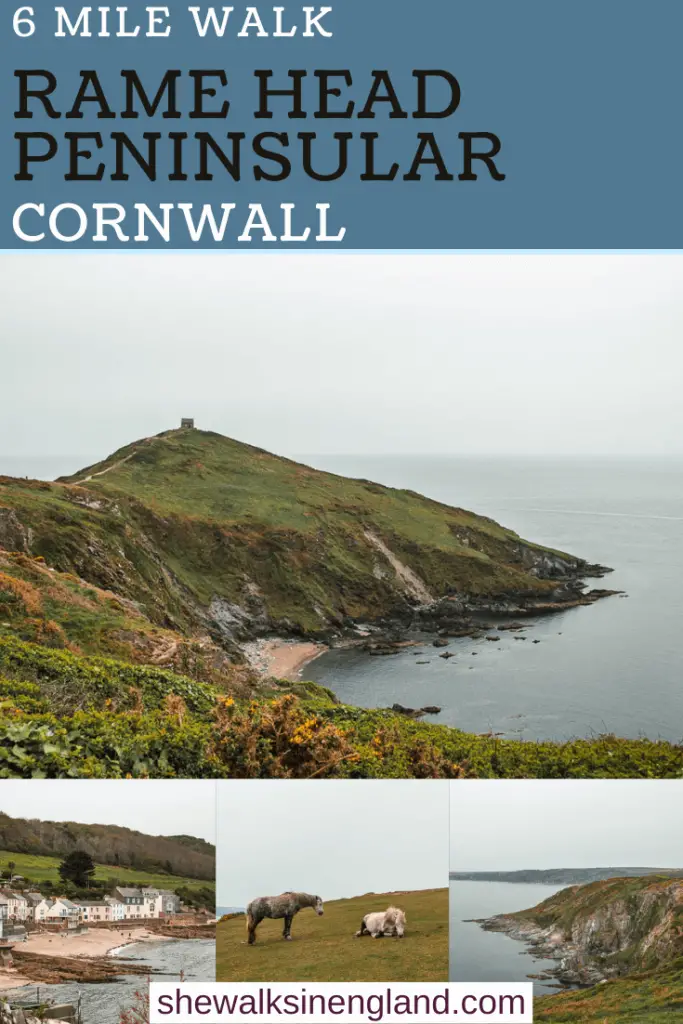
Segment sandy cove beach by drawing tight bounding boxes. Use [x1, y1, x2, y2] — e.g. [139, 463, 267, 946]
[244, 639, 327, 680]
[0, 927, 157, 990]
[21, 926, 156, 958]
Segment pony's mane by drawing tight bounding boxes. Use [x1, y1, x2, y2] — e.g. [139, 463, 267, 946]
[385, 905, 406, 923]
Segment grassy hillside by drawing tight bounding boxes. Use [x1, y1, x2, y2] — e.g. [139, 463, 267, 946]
[1, 428, 601, 645]
[0, 807, 214, 879]
[0, 547, 255, 695]
[0, 847, 210, 894]
[217, 889, 448, 982]
[535, 960, 683, 1022]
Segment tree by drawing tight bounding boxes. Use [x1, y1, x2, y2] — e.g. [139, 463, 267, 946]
[7, 862, 15, 879]
[58, 851, 96, 888]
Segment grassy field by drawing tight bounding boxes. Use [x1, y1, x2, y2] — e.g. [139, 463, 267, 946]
[0, 848, 212, 895]
[535, 960, 683, 1022]
[217, 889, 448, 982]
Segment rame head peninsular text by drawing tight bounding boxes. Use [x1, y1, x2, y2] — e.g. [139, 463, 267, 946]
[12, 68, 504, 244]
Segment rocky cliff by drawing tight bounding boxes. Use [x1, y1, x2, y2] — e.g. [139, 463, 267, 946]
[477, 875, 683, 987]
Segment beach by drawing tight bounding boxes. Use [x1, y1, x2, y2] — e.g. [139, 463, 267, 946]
[0, 926, 157, 991]
[244, 639, 327, 680]
[20, 926, 156, 958]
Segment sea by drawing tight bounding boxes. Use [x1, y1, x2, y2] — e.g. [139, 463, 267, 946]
[4, 452, 682, 744]
[449, 880, 567, 994]
[303, 455, 683, 743]
[5, 938, 215, 1024]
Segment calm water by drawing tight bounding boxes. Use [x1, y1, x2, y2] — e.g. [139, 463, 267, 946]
[450, 881, 566, 994]
[304, 456, 683, 743]
[5, 938, 214, 1024]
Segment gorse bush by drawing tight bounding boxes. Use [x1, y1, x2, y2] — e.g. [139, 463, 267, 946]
[1, 638, 682, 780]
[210, 693, 362, 778]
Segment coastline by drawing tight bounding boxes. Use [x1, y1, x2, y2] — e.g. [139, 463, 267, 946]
[244, 638, 328, 680]
[0, 927, 160, 992]
[475, 915, 602, 988]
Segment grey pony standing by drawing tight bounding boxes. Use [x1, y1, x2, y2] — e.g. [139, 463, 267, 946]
[246, 891, 324, 944]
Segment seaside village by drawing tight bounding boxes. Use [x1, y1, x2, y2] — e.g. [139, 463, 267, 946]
[0, 882, 182, 941]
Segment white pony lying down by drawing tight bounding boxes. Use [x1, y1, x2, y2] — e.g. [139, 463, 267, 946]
[355, 906, 406, 938]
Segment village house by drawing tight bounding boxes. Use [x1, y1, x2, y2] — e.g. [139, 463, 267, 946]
[0, 891, 29, 922]
[0, 882, 185, 929]
[141, 887, 181, 917]
[104, 896, 126, 921]
[46, 898, 80, 924]
[22, 893, 44, 923]
[32, 898, 53, 923]
[113, 887, 154, 919]
[78, 900, 114, 924]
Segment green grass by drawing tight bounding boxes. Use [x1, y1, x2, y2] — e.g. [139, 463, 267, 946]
[216, 889, 448, 982]
[535, 959, 683, 1022]
[0, 848, 211, 894]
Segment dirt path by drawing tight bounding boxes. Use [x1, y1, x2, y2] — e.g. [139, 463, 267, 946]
[71, 433, 162, 485]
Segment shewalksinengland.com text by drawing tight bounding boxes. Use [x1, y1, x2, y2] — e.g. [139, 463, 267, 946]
[149, 985, 531, 1023]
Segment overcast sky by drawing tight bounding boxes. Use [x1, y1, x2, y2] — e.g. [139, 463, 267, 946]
[2, 254, 682, 469]
[0, 780, 216, 843]
[451, 781, 683, 871]
[217, 781, 448, 908]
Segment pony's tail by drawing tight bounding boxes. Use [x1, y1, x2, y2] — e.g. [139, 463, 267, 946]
[246, 911, 255, 933]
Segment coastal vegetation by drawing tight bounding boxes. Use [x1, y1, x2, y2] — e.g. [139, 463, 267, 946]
[1, 635, 682, 779]
[535, 960, 683, 1023]
[217, 889, 448, 982]
[1, 427, 680, 779]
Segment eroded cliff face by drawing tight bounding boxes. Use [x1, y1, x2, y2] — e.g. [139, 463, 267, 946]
[478, 876, 683, 987]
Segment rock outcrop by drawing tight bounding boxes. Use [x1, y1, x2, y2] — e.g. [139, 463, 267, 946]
[476, 875, 683, 987]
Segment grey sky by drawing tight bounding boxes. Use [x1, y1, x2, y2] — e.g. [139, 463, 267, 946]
[217, 781, 448, 908]
[2, 254, 682, 467]
[450, 781, 683, 872]
[0, 780, 215, 843]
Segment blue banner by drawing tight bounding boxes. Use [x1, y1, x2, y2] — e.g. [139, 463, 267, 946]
[3, 0, 682, 248]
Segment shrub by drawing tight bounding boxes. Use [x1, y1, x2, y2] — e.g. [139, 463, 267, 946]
[209, 694, 362, 778]
[0, 635, 217, 715]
